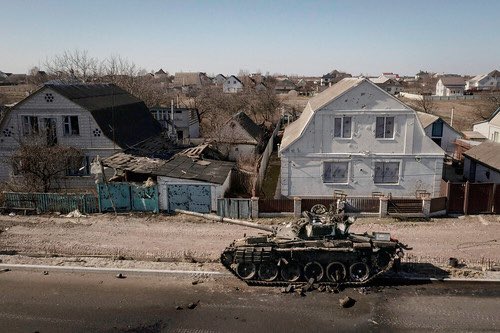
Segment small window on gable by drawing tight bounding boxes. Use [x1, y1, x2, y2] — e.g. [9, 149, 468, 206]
[432, 119, 443, 137]
[323, 161, 349, 183]
[375, 116, 394, 138]
[334, 116, 352, 138]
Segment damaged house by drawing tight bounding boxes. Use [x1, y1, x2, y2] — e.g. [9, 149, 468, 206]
[0, 83, 164, 189]
[103, 144, 235, 213]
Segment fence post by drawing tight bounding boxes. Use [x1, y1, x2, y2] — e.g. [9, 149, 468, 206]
[422, 198, 431, 217]
[293, 197, 302, 217]
[379, 196, 388, 217]
[463, 181, 470, 215]
[251, 197, 259, 219]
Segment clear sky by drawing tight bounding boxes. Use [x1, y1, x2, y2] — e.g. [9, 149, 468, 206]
[1, 0, 499, 77]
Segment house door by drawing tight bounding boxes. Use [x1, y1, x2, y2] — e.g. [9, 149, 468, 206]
[469, 161, 476, 182]
[44, 118, 57, 146]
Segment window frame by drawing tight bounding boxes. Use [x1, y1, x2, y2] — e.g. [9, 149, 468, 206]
[63, 116, 80, 136]
[66, 156, 90, 177]
[375, 116, 395, 139]
[333, 116, 352, 139]
[322, 161, 350, 184]
[22, 115, 39, 136]
[373, 161, 401, 185]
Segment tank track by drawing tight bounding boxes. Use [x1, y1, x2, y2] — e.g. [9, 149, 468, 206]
[220, 248, 395, 288]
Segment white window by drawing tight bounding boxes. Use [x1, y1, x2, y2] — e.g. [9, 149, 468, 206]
[323, 162, 349, 183]
[375, 116, 394, 138]
[493, 131, 500, 142]
[22, 116, 39, 136]
[63, 116, 79, 136]
[333, 117, 352, 138]
[374, 162, 399, 184]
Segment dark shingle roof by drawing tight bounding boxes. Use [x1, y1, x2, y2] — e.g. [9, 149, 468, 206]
[232, 111, 265, 141]
[440, 77, 465, 87]
[463, 140, 500, 172]
[103, 153, 234, 184]
[46, 83, 162, 148]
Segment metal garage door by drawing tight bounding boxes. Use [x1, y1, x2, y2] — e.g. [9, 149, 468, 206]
[167, 184, 211, 213]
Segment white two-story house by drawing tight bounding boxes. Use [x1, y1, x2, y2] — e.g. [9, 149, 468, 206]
[223, 75, 243, 93]
[473, 107, 500, 143]
[0, 83, 163, 189]
[279, 78, 445, 198]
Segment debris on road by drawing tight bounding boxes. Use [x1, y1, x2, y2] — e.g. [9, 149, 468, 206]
[115, 273, 126, 279]
[175, 306, 183, 310]
[339, 296, 356, 308]
[65, 209, 86, 218]
[449, 257, 459, 268]
[281, 284, 295, 293]
[0, 268, 10, 273]
[187, 300, 200, 309]
[43, 271, 49, 275]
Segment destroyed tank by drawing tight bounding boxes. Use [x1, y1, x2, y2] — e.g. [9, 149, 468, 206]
[220, 199, 409, 286]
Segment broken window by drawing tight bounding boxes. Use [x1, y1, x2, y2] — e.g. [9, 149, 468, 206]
[375, 116, 394, 138]
[333, 117, 352, 138]
[323, 162, 349, 183]
[63, 116, 80, 136]
[66, 156, 90, 176]
[22, 116, 39, 136]
[374, 162, 399, 184]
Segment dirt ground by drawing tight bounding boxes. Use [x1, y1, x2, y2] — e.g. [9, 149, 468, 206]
[0, 212, 499, 272]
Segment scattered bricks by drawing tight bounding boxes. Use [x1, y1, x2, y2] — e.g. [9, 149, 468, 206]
[281, 284, 294, 294]
[187, 300, 200, 309]
[115, 273, 126, 279]
[449, 258, 459, 268]
[339, 296, 356, 308]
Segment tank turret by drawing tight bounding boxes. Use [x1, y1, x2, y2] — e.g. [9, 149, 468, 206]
[221, 198, 409, 285]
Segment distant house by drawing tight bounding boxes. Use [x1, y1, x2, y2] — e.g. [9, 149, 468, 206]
[463, 140, 500, 183]
[370, 76, 403, 95]
[150, 106, 200, 141]
[415, 112, 462, 156]
[465, 70, 500, 91]
[172, 72, 211, 93]
[213, 74, 226, 86]
[279, 78, 445, 198]
[154, 69, 168, 79]
[216, 111, 265, 161]
[274, 78, 296, 94]
[320, 70, 351, 86]
[0, 83, 163, 189]
[223, 75, 243, 93]
[435, 77, 465, 96]
[473, 107, 500, 143]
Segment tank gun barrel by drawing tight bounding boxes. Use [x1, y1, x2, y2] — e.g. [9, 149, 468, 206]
[174, 209, 274, 232]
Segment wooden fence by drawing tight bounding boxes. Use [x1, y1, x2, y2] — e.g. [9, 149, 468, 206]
[2, 192, 99, 214]
[259, 198, 294, 213]
[445, 181, 498, 214]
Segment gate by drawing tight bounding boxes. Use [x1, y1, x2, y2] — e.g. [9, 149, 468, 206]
[447, 182, 465, 214]
[467, 183, 494, 214]
[217, 198, 252, 219]
[167, 184, 211, 213]
[97, 183, 158, 212]
[494, 185, 500, 214]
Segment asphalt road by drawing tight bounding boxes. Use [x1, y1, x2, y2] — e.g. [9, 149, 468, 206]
[0, 269, 499, 333]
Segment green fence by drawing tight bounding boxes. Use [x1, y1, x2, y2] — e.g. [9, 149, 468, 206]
[2, 192, 99, 214]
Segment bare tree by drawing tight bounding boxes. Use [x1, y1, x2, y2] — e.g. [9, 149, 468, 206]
[475, 93, 500, 120]
[412, 95, 437, 114]
[44, 49, 100, 82]
[9, 134, 83, 192]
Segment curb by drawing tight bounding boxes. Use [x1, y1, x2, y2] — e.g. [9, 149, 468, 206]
[1, 263, 498, 283]
[0, 263, 227, 276]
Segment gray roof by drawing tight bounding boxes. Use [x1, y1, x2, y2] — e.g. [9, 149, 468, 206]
[281, 78, 365, 150]
[463, 140, 500, 172]
[440, 76, 465, 87]
[232, 111, 265, 141]
[45, 83, 162, 148]
[415, 111, 439, 128]
[103, 152, 235, 184]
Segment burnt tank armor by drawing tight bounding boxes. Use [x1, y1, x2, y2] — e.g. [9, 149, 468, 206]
[220, 200, 409, 286]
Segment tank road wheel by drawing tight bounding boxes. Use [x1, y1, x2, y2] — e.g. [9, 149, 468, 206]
[310, 204, 327, 215]
[303, 261, 324, 282]
[258, 262, 279, 281]
[375, 251, 392, 270]
[349, 262, 370, 282]
[326, 262, 347, 282]
[220, 251, 234, 267]
[280, 262, 301, 282]
[236, 262, 256, 280]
